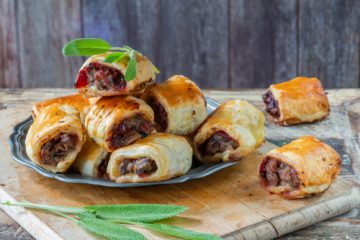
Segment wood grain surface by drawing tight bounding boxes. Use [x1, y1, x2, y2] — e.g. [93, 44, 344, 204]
[0, 88, 359, 239]
[0, 0, 359, 88]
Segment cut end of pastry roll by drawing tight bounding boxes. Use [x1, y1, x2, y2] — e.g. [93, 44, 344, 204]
[194, 100, 265, 163]
[262, 77, 330, 126]
[107, 133, 192, 183]
[85, 95, 155, 152]
[259, 136, 341, 199]
[26, 103, 86, 173]
[72, 137, 110, 178]
[32, 94, 91, 124]
[75, 53, 156, 97]
[142, 75, 208, 135]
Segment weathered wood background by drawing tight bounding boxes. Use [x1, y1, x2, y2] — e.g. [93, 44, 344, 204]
[0, 0, 359, 89]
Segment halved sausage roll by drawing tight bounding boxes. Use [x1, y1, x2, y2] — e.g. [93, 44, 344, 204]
[25, 104, 86, 173]
[107, 133, 192, 183]
[75, 53, 156, 97]
[259, 136, 341, 199]
[72, 137, 110, 178]
[194, 100, 265, 163]
[85, 95, 155, 152]
[32, 94, 92, 123]
[262, 77, 330, 126]
[142, 75, 208, 135]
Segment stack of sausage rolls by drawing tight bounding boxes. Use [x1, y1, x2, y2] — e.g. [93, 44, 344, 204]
[26, 52, 265, 183]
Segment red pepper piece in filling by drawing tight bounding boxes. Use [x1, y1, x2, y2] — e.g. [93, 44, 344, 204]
[75, 69, 89, 88]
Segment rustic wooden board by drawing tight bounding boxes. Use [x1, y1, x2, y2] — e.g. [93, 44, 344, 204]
[0, 89, 359, 240]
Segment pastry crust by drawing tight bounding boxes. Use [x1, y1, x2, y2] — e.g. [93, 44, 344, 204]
[77, 53, 156, 97]
[264, 77, 330, 125]
[25, 103, 86, 173]
[194, 100, 265, 162]
[107, 133, 192, 183]
[85, 95, 155, 152]
[259, 136, 341, 199]
[142, 75, 208, 135]
[72, 137, 109, 178]
[32, 94, 92, 124]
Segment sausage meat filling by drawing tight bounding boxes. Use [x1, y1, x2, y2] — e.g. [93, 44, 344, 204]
[97, 155, 110, 179]
[40, 133, 77, 166]
[120, 157, 158, 177]
[147, 98, 168, 131]
[262, 91, 280, 118]
[107, 115, 154, 150]
[260, 157, 300, 189]
[76, 62, 126, 90]
[200, 131, 239, 155]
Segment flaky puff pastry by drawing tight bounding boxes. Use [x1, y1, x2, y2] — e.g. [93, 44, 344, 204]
[85, 95, 155, 152]
[107, 133, 192, 183]
[76, 53, 156, 97]
[259, 136, 341, 199]
[72, 137, 109, 178]
[142, 75, 208, 135]
[194, 100, 265, 163]
[32, 94, 93, 124]
[264, 77, 330, 126]
[25, 104, 86, 173]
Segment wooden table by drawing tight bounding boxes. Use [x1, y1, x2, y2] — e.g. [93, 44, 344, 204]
[0, 88, 359, 239]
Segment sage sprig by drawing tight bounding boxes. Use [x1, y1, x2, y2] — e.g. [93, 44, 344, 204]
[2, 201, 222, 240]
[62, 38, 160, 81]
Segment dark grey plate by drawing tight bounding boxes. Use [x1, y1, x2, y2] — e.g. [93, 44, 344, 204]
[8, 97, 237, 187]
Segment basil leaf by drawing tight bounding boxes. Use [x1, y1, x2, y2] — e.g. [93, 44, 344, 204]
[62, 38, 111, 56]
[135, 222, 222, 240]
[78, 214, 145, 240]
[104, 52, 127, 63]
[124, 50, 137, 81]
[85, 204, 187, 223]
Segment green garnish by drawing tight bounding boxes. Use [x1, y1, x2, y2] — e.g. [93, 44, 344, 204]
[2, 201, 222, 240]
[62, 38, 160, 81]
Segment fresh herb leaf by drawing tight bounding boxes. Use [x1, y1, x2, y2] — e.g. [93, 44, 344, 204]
[78, 214, 145, 240]
[86, 204, 187, 223]
[62, 38, 111, 56]
[124, 50, 137, 81]
[134, 222, 222, 240]
[104, 52, 127, 63]
[2, 201, 85, 215]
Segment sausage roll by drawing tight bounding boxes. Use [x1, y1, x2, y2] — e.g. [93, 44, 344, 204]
[72, 137, 110, 178]
[75, 53, 156, 97]
[32, 94, 91, 124]
[259, 136, 341, 199]
[142, 75, 208, 135]
[262, 77, 330, 126]
[107, 133, 192, 183]
[85, 95, 155, 152]
[193, 100, 265, 163]
[25, 104, 86, 173]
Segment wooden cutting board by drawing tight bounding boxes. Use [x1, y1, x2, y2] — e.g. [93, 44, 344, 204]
[0, 89, 359, 240]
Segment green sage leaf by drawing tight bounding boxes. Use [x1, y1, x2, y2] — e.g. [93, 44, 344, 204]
[135, 222, 222, 240]
[85, 204, 187, 223]
[62, 38, 111, 56]
[104, 52, 127, 63]
[124, 50, 137, 81]
[78, 214, 145, 240]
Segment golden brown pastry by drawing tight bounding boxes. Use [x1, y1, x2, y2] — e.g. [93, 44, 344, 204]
[32, 94, 92, 123]
[72, 137, 109, 178]
[262, 77, 330, 126]
[259, 136, 341, 199]
[107, 133, 192, 183]
[193, 100, 265, 163]
[85, 95, 155, 152]
[75, 53, 157, 97]
[25, 104, 86, 173]
[142, 75, 208, 135]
